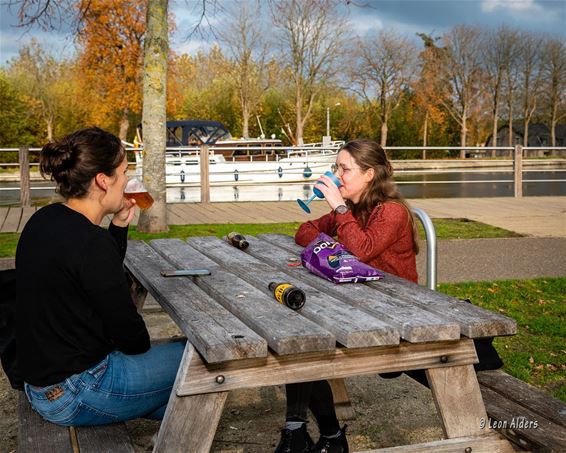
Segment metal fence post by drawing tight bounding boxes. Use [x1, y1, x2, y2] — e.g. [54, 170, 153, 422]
[19, 146, 31, 207]
[513, 144, 523, 198]
[412, 207, 437, 291]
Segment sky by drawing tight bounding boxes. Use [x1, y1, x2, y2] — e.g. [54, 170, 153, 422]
[1, 0, 565, 66]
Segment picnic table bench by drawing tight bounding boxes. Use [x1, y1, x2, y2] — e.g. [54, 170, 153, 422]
[122, 233, 520, 453]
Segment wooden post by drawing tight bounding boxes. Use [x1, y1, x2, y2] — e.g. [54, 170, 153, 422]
[19, 146, 31, 207]
[199, 145, 210, 204]
[513, 144, 523, 198]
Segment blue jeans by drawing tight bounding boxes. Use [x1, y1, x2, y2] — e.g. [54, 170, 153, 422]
[24, 341, 185, 426]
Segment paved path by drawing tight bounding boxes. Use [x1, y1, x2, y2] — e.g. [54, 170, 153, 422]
[1, 196, 565, 237]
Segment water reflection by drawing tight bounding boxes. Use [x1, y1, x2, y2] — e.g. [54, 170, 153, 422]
[1, 170, 564, 205]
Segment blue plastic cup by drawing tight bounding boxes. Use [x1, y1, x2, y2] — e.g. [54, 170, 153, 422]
[297, 170, 342, 213]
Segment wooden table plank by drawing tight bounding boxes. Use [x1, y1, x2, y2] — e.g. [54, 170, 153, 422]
[150, 238, 336, 355]
[480, 386, 566, 452]
[259, 234, 517, 338]
[76, 424, 135, 453]
[363, 432, 515, 453]
[243, 236, 460, 343]
[187, 236, 400, 348]
[478, 369, 566, 428]
[125, 240, 267, 363]
[176, 339, 479, 396]
[18, 393, 72, 453]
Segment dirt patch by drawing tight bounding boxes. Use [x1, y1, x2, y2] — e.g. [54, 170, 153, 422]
[1, 305, 446, 452]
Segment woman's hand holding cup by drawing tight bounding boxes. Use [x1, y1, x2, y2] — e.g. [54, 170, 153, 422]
[316, 172, 345, 211]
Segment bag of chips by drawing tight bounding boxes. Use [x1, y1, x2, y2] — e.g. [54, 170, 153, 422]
[300, 233, 384, 283]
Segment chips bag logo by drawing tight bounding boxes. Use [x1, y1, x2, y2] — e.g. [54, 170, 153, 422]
[327, 251, 351, 269]
[313, 240, 339, 255]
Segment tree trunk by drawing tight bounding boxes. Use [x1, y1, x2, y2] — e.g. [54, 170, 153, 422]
[523, 121, 529, 147]
[46, 120, 53, 142]
[295, 82, 304, 145]
[137, 0, 168, 233]
[460, 112, 467, 158]
[380, 121, 387, 147]
[508, 111, 513, 147]
[119, 108, 130, 142]
[422, 111, 428, 160]
[242, 100, 250, 138]
[491, 106, 498, 157]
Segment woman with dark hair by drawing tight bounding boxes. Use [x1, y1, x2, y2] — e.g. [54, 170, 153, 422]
[275, 139, 419, 453]
[16, 127, 184, 426]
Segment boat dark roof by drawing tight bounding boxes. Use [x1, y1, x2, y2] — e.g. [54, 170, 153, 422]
[166, 120, 231, 145]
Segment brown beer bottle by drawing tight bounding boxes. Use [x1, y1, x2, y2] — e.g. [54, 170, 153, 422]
[268, 282, 306, 310]
[226, 232, 249, 249]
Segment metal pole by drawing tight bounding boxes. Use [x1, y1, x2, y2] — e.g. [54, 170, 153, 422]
[326, 107, 330, 137]
[514, 144, 523, 198]
[412, 207, 437, 290]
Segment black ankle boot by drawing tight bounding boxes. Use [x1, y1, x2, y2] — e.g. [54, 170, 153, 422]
[275, 423, 314, 453]
[312, 425, 349, 453]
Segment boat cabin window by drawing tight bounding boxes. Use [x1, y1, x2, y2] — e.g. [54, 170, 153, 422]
[167, 127, 184, 147]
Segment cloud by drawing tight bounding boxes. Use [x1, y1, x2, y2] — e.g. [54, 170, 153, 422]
[481, 0, 542, 13]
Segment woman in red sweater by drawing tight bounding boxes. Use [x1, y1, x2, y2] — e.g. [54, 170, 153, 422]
[275, 140, 419, 453]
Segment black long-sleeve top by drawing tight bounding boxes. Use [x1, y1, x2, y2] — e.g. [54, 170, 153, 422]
[16, 203, 150, 386]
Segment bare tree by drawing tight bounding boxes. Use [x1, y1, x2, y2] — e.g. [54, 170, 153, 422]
[517, 31, 544, 147]
[218, 0, 273, 138]
[501, 41, 522, 147]
[482, 26, 520, 155]
[270, 0, 348, 144]
[437, 26, 484, 155]
[541, 37, 566, 147]
[354, 30, 417, 147]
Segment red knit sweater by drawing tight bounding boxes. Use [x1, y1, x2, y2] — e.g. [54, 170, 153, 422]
[295, 202, 418, 283]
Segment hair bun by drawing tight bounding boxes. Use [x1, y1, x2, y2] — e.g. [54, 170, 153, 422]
[40, 140, 75, 177]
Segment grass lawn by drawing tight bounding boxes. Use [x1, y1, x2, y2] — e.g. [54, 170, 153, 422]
[438, 277, 566, 402]
[0, 218, 519, 257]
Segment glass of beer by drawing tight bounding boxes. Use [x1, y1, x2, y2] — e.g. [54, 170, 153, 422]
[124, 177, 154, 210]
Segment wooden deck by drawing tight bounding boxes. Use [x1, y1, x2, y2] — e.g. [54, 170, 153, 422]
[1, 196, 565, 237]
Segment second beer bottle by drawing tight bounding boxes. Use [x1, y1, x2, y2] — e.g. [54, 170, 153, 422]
[226, 231, 249, 250]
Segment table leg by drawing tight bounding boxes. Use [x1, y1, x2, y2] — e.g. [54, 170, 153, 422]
[328, 378, 356, 421]
[153, 343, 228, 453]
[426, 364, 488, 438]
[127, 271, 148, 311]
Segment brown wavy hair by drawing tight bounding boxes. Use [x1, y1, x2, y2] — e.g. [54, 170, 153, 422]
[341, 139, 419, 254]
[40, 127, 125, 199]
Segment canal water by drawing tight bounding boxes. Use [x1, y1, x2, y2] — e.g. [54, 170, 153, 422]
[0, 170, 564, 206]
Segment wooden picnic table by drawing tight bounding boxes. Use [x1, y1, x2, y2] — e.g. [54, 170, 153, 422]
[124, 234, 518, 453]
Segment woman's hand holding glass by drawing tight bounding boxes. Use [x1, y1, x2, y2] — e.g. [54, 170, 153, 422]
[316, 173, 346, 211]
[111, 198, 136, 228]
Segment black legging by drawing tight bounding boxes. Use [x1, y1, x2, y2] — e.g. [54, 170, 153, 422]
[285, 380, 340, 436]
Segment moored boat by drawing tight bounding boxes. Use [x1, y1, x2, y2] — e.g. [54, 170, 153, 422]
[133, 120, 344, 184]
